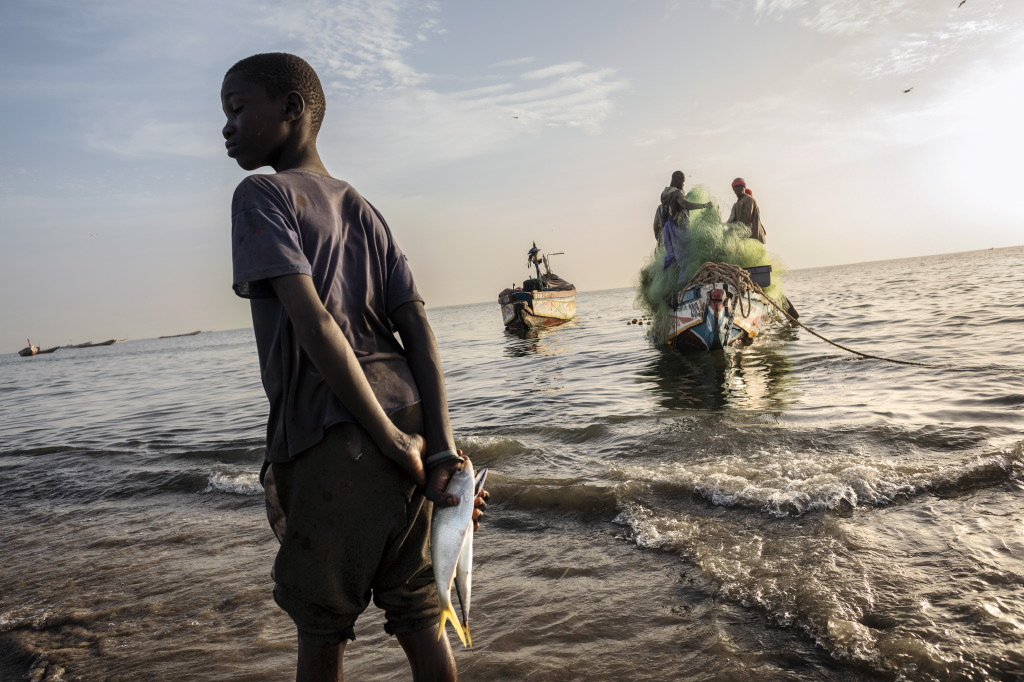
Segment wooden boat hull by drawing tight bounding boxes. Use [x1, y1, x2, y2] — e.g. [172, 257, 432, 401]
[666, 282, 773, 351]
[499, 287, 577, 330]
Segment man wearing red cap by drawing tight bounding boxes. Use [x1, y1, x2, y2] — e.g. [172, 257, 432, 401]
[727, 178, 766, 243]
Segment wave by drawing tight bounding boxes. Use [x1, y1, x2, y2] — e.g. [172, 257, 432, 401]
[456, 435, 534, 464]
[610, 443, 1024, 517]
[611, 452, 1024, 681]
[202, 471, 262, 496]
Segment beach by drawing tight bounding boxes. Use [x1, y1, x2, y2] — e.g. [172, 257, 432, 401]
[1, 246, 1022, 681]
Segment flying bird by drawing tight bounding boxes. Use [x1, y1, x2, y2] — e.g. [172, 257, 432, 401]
[958, 0, 966, 7]
[903, 87, 914, 93]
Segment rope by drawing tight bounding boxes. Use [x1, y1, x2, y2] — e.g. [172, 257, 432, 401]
[683, 262, 940, 368]
[684, 262, 757, 317]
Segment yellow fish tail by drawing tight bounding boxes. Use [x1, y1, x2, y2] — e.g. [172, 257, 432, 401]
[437, 603, 469, 647]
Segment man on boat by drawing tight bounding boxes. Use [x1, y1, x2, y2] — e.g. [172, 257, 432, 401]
[654, 170, 712, 247]
[726, 177, 766, 243]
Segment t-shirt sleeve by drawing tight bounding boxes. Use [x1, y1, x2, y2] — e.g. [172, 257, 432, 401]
[231, 177, 312, 299]
[385, 246, 423, 314]
[366, 204, 422, 314]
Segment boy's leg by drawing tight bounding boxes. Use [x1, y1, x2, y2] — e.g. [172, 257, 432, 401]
[396, 626, 456, 682]
[292, 626, 453, 682]
[296, 638, 347, 682]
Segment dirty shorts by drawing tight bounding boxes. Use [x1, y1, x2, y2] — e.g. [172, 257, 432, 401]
[262, 404, 439, 646]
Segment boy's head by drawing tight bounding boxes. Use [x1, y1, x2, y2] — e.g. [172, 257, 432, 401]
[220, 53, 325, 171]
[670, 170, 685, 188]
[225, 53, 326, 134]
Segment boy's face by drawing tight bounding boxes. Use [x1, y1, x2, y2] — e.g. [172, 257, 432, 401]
[220, 73, 290, 171]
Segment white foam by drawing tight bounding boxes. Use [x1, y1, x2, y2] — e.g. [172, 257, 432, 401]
[202, 472, 261, 496]
[612, 448, 1020, 517]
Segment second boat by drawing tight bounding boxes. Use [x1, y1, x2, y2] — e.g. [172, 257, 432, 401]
[498, 243, 576, 330]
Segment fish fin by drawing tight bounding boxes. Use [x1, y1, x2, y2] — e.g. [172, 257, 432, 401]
[474, 467, 488, 495]
[437, 603, 468, 647]
[454, 570, 467, 625]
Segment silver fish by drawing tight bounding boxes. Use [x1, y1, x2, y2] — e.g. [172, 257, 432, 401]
[431, 461, 487, 647]
[453, 467, 487, 646]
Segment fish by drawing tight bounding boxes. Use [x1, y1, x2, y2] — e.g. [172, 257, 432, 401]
[452, 467, 487, 645]
[431, 461, 487, 647]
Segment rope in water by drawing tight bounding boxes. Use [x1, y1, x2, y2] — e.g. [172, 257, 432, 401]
[683, 262, 939, 368]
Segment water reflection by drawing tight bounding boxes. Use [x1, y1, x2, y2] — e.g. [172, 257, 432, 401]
[502, 320, 578, 358]
[638, 343, 796, 411]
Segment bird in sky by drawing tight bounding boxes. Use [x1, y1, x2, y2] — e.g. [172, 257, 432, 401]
[958, 0, 966, 7]
[903, 87, 914, 93]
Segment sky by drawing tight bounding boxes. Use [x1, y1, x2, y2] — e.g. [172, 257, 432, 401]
[2, 0, 1023, 351]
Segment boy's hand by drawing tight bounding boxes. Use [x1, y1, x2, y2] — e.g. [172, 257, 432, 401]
[471, 487, 490, 531]
[424, 458, 464, 507]
[384, 430, 427, 488]
[425, 455, 490, 531]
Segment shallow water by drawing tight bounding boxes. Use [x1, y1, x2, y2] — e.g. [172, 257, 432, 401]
[1, 246, 1022, 681]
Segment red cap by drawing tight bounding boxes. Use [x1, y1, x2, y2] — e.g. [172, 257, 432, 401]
[731, 177, 746, 188]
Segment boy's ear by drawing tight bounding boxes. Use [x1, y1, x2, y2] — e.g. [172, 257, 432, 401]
[283, 91, 305, 123]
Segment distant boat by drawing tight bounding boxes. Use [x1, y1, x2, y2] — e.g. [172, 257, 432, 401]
[17, 338, 123, 356]
[17, 340, 58, 356]
[665, 264, 793, 351]
[498, 243, 576, 330]
[159, 330, 202, 339]
[71, 339, 119, 348]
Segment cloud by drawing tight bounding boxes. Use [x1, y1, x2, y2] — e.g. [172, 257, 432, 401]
[85, 121, 219, 159]
[493, 57, 537, 68]
[521, 62, 586, 80]
[325, 61, 627, 175]
[800, 0, 910, 35]
[11, 0, 627, 171]
[866, 20, 1009, 78]
[258, 0, 440, 91]
[632, 128, 678, 148]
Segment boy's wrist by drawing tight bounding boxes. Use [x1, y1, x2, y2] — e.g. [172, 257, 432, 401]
[424, 448, 461, 469]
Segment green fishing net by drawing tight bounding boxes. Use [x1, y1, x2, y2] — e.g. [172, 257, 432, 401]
[635, 185, 788, 341]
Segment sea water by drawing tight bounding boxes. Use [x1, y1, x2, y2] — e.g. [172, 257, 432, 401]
[1, 246, 1022, 681]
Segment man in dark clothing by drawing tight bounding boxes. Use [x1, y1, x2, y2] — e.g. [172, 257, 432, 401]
[653, 170, 712, 246]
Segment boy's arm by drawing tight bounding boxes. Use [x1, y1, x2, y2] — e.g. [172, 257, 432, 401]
[389, 300, 456, 456]
[390, 300, 491, 523]
[389, 300, 474, 509]
[268, 273, 428, 488]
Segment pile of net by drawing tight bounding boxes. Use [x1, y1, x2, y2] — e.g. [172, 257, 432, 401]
[635, 185, 789, 343]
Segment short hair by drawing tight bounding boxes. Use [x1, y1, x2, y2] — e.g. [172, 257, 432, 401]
[226, 53, 326, 136]
[671, 170, 685, 184]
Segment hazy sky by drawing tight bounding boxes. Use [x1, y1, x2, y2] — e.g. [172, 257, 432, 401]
[3, 0, 1022, 351]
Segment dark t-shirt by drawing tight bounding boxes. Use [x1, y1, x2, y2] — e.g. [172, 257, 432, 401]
[231, 170, 423, 462]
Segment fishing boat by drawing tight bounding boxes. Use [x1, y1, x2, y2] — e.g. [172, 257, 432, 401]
[71, 339, 120, 348]
[18, 342, 39, 357]
[665, 263, 791, 351]
[16, 338, 122, 356]
[498, 243, 576, 330]
[17, 342, 58, 356]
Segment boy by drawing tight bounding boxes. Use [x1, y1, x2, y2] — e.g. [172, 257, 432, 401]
[220, 52, 485, 681]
